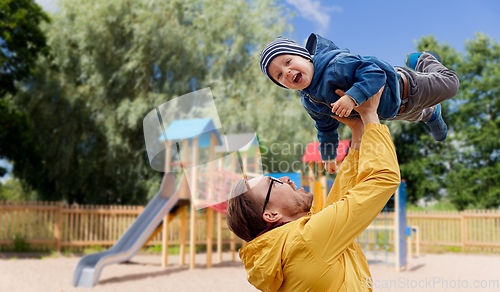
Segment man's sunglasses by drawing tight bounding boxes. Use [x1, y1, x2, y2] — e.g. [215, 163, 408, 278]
[262, 177, 284, 214]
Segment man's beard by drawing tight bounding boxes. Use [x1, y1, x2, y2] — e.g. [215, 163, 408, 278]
[293, 191, 314, 214]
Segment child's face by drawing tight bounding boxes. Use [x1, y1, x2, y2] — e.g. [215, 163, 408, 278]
[268, 54, 314, 90]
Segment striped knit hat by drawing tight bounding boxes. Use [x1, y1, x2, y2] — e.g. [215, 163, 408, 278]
[260, 36, 313, 88]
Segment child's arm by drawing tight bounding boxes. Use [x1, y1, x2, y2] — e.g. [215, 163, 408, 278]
[335, 55, 387, 107]
[330, 94, 356, 117]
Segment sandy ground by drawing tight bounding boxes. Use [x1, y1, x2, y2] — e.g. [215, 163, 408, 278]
[1, 252, 499, 292]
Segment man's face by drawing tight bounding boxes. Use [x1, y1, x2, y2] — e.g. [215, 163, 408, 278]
[248, 176, 314, 217]
[268, 54, 314, 90]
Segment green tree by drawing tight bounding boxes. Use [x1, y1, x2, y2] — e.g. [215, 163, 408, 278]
[0, 0, 50, 196]
[0, 100, 48, 199]
[401, 34, 500, 210]
[385, 36, 460, 204]
[11, 0, 313, 204]
[0, 0, 50, 96]
[389, 120, 447, 204]
[440, 33, 500, 210]
[0, 178, 36, 201]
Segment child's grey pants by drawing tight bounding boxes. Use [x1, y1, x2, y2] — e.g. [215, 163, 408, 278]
[392, 52, 460, 122]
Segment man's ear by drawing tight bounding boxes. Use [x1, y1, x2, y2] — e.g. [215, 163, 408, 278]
[263, 210, 282, 224]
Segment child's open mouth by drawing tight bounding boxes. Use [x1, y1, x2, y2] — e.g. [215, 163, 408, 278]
[293, 73, 302, 83]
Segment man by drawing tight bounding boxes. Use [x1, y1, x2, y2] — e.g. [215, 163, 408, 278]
[226, 86, 401, 291]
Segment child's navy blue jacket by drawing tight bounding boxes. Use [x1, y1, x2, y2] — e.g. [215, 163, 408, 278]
[299, 33, 402, 161]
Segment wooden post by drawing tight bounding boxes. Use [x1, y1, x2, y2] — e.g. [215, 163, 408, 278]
[206, 208, 213, 268]
[408, 229, 412, 258]
[217, 212, 223, 263]
[55, 202, 63, 252]
[208, 134, 216, 203]
[415, 226, 420, 256]
[179, 205, 187, 266]
[461, 211, 466, 252]
[189, 137, 199, 270]
[161, 213, 169, 267]
[161, 144, 172, 268]
[254, 141, 261, 173]
[182, 140, 190, 199]
[321, 176, 327, 209]
[165, 140, 172, 172]
[216, 152, 223, 263]
[316, 162, 323, 211]
[230, 152, 237, 262]
[179, 139, 190, 267]
[242, 151, 248, 177]
[230, 231, 236, 261]
[189, 203, 196, 270]
[308, 163, 316, 210]
[394, 188, 400, 272]
[20, 203, 26, 240]
[231, 152, 236, 175]
[217, 152, 224, 206]
[205, 134, 216, 268]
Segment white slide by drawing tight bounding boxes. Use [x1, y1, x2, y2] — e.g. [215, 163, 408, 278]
[73, 173, 179, 288]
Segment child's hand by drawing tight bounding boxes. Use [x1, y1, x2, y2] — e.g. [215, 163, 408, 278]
[331, 95, 356, 117]
[323, 160, 338, 174]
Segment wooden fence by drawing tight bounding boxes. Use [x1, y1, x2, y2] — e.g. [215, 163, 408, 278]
[358, 210, 500, 253]
[1, 201, 499, 253]
[0, 201, 236, 252]
[407, 210, 500, 253]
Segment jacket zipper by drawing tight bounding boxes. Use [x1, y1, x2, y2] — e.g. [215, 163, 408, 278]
[306, 93, 332, 110]
[306, 93, 361, 118]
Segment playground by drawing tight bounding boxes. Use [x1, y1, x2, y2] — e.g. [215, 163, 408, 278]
[2, 98, 500, 289]
[1, 251, 499, 292]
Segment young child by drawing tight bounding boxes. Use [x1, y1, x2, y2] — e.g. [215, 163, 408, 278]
[260, 33, 459, 173]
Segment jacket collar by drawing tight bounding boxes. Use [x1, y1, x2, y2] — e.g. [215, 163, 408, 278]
[256, 221, 290, 238]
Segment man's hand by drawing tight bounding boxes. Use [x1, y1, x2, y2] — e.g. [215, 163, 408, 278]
[331, 95, 356, 117]
[332, 116, 363, 151]
[323, 160, 338, 174]
[332, 116, 363, 133]
[336, 86, 384, 124]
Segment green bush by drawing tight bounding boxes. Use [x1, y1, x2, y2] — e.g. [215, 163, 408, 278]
[13, 234, 31, 252]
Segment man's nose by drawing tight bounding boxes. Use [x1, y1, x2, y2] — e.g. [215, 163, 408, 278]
[279, 176, 290, 183]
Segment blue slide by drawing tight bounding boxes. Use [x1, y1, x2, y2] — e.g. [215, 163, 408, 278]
[73, 173, 180, 288]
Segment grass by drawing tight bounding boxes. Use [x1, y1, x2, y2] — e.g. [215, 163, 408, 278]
[421, 244, 463, 254]
[83, 245, 106, 254]
[142, 245, 190, 255]
[444, 246, 462, 253]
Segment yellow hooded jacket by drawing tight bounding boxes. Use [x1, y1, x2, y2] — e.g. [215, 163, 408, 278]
[239, 123, 401, 292]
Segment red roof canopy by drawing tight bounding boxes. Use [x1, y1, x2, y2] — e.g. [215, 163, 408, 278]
[302, 140, 351, 162]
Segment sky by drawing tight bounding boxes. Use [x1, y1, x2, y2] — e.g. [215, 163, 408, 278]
[33, 0, 500, 66]
[0, 159, 12, 183]
[2, 0, 499, 182]
[282, 0, 500, 67]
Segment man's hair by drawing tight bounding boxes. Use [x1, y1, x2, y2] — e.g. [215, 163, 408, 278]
[226, 178, 268, 242]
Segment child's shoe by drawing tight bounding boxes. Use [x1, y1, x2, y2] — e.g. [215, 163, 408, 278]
[425, 104, 447, 141]
[405, 51, 441, 70]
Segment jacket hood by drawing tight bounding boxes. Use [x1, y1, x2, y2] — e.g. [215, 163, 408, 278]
[305, 33, 341, 55]
[303, 33, 348, 92]
[239, 223, 294, 292]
